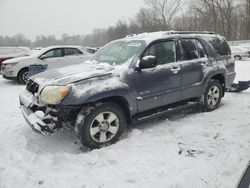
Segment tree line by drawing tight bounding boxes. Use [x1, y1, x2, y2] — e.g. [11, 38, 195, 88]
[0, 0, 249, 48]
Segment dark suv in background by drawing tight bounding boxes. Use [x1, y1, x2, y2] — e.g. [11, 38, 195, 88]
[19, 31, 236, 149]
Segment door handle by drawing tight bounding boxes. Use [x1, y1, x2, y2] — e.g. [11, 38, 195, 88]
[171, 66, 181, 74]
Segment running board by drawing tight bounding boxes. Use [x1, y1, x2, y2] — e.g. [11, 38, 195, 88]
[133, 102, 199, 122]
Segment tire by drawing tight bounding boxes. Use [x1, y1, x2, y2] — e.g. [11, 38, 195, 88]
[18, 68, 29, 84]
[234, 55, 242, 61]
[78, 103, 126, 149]
[201, 79, 223, 112]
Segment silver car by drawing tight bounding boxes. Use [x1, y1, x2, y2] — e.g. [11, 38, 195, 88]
[230, 46, 249, 60]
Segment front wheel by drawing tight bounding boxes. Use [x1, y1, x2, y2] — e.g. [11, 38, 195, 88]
[78, 103, 126, 149]
[18, 68, 29, 84]
[201, 79, 223, 112]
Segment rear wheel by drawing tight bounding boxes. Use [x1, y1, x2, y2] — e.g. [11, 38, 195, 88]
[234, 55, 242, 61]
[78, 103, 126, 149]
[201, 79, 223, 112]
[18, 68, 29, 84]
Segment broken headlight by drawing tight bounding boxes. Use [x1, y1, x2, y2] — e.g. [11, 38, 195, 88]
[39, 86, 69, 105]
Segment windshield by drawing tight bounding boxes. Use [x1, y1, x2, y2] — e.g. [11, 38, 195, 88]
[93, 40, 145, 65]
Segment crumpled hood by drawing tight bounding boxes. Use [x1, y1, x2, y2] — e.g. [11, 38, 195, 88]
[31, 62, 115, 86]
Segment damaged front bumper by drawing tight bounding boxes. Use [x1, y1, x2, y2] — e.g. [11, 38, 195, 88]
[20, 105, 53, 135]
[20, 90, 57, 135]
[19, 90, 79, 135]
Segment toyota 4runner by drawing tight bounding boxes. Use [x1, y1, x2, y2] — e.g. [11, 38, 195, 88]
[19, 31, 236, 149]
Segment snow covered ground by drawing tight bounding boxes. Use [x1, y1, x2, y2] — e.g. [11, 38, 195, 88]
[0, 60, 250, 188]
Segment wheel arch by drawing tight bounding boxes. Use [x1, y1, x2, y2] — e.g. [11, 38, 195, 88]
[202, 72, 226, 97]
[211, 73, 225, 97]
[17, 67, 29, 78]
[95, 96, 132, 125]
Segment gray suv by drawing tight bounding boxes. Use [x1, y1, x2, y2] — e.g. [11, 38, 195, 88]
[19, 31, 236, 149]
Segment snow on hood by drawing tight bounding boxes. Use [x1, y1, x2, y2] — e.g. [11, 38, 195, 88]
[2, 55, 33, 64]
[31, 61, 116, 88]
[71, 76, 128, 98]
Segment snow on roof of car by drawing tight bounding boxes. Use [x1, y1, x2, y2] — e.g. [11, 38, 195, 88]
[121, 31, 219, 44]
[44, 45, 83, 50]
[30, 45, 88, 57]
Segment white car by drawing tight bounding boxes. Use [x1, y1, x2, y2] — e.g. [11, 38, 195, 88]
[1, 46, 91, 84]
[239, 43, 250, 55]
[230, 46, 249, 60]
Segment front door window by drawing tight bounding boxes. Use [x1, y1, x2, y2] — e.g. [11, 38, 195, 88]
[43, 49, 62, 58]
[143, 41, 176, 65]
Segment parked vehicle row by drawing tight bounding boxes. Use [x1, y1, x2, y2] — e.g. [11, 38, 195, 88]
[19, 31, 236, 149]
[1, 46, 92, 84]
[0, 46, 30, 69]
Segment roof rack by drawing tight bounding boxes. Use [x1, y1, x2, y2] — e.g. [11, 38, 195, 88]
[125, 31, 217, 39]
[164, 31, 216, 35]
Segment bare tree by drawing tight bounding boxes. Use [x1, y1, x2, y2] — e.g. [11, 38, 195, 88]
[144, 0, 182, 30]
[1, 0, 249, 48]
[195, 0, 238, 40]
[136, 8, 159, 32]
[246, 0, 250, 38]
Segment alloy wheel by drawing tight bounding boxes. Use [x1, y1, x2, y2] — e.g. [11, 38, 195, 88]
[90, 111, 119, 143]
[207, 85, 220, 108]
[22, 71, 29, 83]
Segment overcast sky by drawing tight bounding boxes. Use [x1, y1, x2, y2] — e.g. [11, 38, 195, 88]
[0, 0, 144, 40]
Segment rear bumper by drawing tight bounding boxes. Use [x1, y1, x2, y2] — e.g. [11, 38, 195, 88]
[226, 72, 236, 87]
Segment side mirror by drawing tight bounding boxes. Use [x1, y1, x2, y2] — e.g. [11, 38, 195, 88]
[39, 54, 47, 60]
[138, 56, 158, 70]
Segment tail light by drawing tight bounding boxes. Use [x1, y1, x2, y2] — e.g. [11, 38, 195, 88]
[226, 58, 235, 72]
[229, 62, 235, 72]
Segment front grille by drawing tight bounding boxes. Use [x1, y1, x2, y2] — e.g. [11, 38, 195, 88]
[26, 79, 39, 94]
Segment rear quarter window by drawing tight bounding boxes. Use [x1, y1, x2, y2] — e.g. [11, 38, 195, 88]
[208, 37, 231, 56]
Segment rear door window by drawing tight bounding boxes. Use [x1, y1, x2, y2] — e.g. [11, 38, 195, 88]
[179, 39, 208, 60]
[197, 40, 207, 58]
[64, 48, 83, 56]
